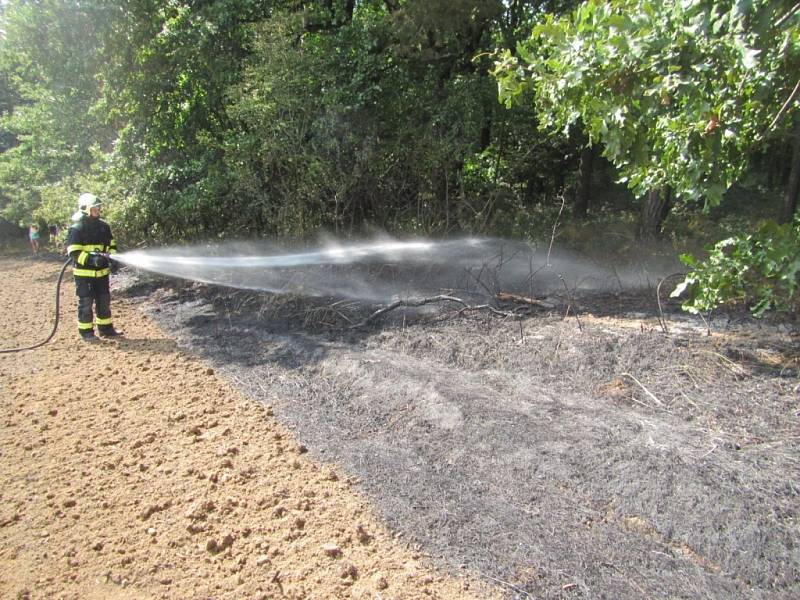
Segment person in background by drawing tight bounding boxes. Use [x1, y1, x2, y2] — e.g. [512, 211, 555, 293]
[28, 224, 40, 254]
[66, 192, 122, 341]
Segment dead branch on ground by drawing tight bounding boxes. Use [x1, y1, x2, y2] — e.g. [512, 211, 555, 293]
[351, 294, 518, 328]
[497, 291, 556, 309]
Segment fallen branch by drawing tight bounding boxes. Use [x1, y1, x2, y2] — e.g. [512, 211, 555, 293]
[776, 2, 800, 29]
[351, 294, 517, 328]
[454, 303, 518, 318]
[497, 291, 556, 309]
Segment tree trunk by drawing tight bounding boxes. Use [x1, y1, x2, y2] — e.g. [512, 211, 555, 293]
[781, 126, 800, 223]
[479, 122, 491, 152]
[573, 144, 594, 220]
[637, 188, 671, 239]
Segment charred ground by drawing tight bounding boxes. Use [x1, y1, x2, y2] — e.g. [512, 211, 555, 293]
[122, 271, 799, 600]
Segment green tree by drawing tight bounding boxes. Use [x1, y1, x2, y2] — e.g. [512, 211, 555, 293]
[493, 0, 800, 236]
[0, 0, 113, 227]
[224, 1, 541, 237]
[98, 0, 275, 241]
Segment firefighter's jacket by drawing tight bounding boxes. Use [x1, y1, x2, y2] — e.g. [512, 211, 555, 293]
[66, 216, 117, 278]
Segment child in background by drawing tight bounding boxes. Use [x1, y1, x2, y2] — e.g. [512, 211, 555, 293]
[28, 224, 40, 254]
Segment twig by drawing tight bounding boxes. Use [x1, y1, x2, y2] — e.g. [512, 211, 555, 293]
[465, 266, 496, 298]
[776, 3, 800, 30]
[599, 562, 649, 597]
[698, 310, 712, 336]
[559, 274, 582, 331]
[768, 78, 800, 131]
[547, 193, 566, 267]
[331, 309, 354, 325]
[355, 295, 465, 326]
[454, 303, 517, 319]
[621, 372, 664, 407]
[478, 572, 533, 599]
[697, 349, 748, 376]
[699, 443, 719, 459]
[627, 394, 658, 411]
[655, 272, 686, 334]
[549, 329, 564, 372]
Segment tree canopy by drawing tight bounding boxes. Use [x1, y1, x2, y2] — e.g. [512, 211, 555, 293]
[2, 0, 571, 241]
[493, 0, 800, 207]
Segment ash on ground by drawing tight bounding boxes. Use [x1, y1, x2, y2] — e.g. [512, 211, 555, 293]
[121, 271, 799, 600]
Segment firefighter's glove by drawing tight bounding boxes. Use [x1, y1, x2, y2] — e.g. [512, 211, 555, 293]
[110, 258, 120, 274]
[87, 253, 110, 269]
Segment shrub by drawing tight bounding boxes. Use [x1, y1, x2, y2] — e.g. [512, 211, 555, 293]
[673, 216, 800, 316]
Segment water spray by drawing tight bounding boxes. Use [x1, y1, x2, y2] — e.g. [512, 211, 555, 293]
[113, 238, 501, 300]
[112, 237, 667, 301]
[3, 236, 681, 353]
[118, 240, 445, 269]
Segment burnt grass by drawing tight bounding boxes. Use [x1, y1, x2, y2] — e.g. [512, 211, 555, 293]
[121, 273, 800, 599]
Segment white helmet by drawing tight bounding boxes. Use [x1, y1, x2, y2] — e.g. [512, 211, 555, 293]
[72, 192, 102, 221]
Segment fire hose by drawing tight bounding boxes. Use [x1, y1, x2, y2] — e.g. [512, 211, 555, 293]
[0, 253, 113, 354]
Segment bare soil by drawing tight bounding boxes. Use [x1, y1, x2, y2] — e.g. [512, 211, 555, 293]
[124, 260, 800, 600]
[0, 254, 495, 600]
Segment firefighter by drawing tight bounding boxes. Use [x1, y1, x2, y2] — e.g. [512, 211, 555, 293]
[66, 193, 121, 341]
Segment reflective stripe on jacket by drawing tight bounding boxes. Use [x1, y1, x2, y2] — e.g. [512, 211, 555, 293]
[67, 217, 117, 279]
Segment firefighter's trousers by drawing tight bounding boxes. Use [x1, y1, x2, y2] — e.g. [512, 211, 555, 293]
[75, 276, 113, 336]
